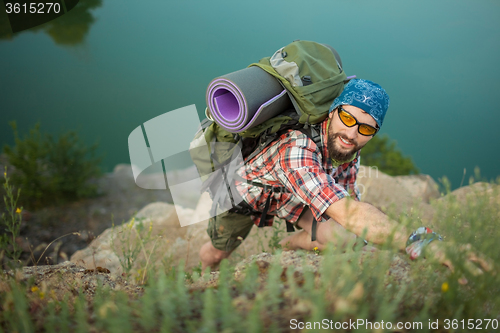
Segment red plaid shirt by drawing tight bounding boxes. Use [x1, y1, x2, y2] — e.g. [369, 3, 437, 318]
[234, 118, 360, 226]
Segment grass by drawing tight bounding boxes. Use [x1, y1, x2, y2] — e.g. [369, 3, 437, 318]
[0, 177, 499, 332]
[1, 167, 23, 268]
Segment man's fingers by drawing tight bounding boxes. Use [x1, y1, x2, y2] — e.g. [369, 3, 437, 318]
[419, 242, 495, 277]
[441, 259, 454, 272]
[458, 243, 495, 273]
[464, 260, 486, 276]
[360, 245, 378, 253]
[467, 253, 494, 273]
[460, 243, 472, 251]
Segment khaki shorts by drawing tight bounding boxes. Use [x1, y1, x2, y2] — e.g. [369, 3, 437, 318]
[207, 210, 255, 252]
[207, 206, 310, 252]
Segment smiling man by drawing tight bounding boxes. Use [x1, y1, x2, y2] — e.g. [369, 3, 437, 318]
[199, 79, 401, 270]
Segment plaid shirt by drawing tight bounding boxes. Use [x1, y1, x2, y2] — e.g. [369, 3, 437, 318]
[234, 118, 360, 226]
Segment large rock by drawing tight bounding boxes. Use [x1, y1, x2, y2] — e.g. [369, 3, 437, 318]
[357, 165, 438, 222]
[436, 182, 499, 206]
[71, 202, 201, 277]
[393, 174, 440, 203]
[70, 165, 444, 277]
[70, 192, 284, 277]
[432, 182, 500, 227]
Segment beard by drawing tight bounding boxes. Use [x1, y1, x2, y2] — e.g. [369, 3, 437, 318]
[327, 132, 364, 163]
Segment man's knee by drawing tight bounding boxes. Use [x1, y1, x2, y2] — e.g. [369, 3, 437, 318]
[210, 245, 231, 261]
[206, 210, 254, 253]
[200, 241, 230, 261]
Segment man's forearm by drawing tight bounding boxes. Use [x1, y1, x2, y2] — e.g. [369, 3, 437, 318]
[325, 198, 408, 250]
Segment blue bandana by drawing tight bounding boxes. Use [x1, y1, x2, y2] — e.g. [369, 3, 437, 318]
[329, 79, 390, 128]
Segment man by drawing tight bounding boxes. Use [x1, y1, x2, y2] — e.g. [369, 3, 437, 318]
[198, 79, 489, 273]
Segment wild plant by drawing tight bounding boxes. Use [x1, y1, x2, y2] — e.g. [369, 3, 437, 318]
[3, 121, 102, 210]
[268, 218, 286, 251]
[0, 167, 23, 268]
[110, 215, 160, 284]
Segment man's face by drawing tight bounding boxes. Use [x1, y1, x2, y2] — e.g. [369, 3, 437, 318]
[327, 105, 377, 161]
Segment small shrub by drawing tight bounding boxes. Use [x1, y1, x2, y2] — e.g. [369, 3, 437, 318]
[268, 218, 285, 251]
[3, 121, 103, 209]
[0, 168, 23, 267]
[362, 133, 419, 176]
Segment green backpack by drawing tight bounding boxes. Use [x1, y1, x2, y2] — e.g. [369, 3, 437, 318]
[190, 40, 350, 234]
[251, 40, 347, 126]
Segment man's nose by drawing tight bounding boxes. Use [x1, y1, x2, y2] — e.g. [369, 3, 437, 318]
[344, 125, 358, 140]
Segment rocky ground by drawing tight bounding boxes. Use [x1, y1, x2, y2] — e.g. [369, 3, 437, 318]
[0, 250, 415, 307]
[5, 164, 193, 267]
[2, 162, 496, 313]
[1, 261, 144, 302]
[6, 162, 442, 268]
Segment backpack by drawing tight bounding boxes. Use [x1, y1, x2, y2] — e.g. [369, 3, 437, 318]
[190, 40, 350, 238]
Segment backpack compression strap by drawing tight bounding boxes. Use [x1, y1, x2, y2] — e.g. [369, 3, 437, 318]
[296, 125, 320, 242]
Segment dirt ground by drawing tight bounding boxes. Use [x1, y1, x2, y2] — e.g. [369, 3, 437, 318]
[1, 261, 143, 301]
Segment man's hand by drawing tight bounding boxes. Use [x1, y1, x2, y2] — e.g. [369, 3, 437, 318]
[426, 241, 494, 276]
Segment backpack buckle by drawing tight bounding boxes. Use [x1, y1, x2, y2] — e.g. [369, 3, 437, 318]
[259, 128, 276, 147]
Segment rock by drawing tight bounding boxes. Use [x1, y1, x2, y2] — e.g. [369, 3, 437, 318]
[357, 165, 436, 222]
[393, 174, 440, 203]
[165, 166, 204, 209]
[432, 182, 500, 230]
[437, 182, 499, 206]
[104, 164, 174, 207]
[66, 164, 208, 274]
[70, 201, 210, 277]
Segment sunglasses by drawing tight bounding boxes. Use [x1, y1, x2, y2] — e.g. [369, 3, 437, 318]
[337, 106, 379, 136]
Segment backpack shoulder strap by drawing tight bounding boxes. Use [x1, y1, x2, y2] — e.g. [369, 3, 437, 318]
[296, 123, 322, 148]
[294, 124, 320, 242]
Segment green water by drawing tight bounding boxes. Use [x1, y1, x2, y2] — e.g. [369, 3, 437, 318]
[1, 0, 499, 188]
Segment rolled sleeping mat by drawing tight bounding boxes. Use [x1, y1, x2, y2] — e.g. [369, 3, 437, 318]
[206, 66, 292, 133]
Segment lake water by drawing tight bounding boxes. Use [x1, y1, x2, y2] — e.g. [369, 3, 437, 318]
[1, 0, 499, 189]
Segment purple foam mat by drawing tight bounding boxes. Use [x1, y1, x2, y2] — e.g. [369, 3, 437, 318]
[206, 66, 292, 133]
